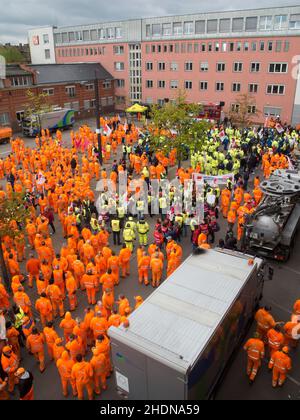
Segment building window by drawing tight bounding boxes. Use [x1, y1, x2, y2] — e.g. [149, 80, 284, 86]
[0, 113, 10, 125]
[264, 106, 282, 117]
[173, 22, 183, 36]
[146, 62, 153, 71]
[259, 16, 273, 31]
[236, 42, 242, 52]
[208, 43, 213, 52]
[269, 63, 288, 73]
[113, 46, 124, 55]
[85, 83, 94, 91]
[75, 31, 83, 41]
[157, 45, 162, 53]
[249, 83, 258, 93]
[207, 19, 218, 33]
[245, 17, 258, 31]
[200, 62, 209, 72]
[216, 62, 226, 72]
[54, 33, 62, 44]
[102, 81, 111, 89]
[116, 27, 122, 38]
[146, 25, 151, 37]
[201, 43, 206, 52]
[251, 42, 257, 51]
[185, 62, 193, 71]
[145, 45, 150, 54]
[185, 81, 192, 90]
[199, 81, 208, 91]
[187, 43, 193, 53]
[215, 42, 220, 52]
[158, 62, 166, 71]
[162, 23, 172, 36]
[274, 15, 288, 30]
[164, 44, 168, 53]
[10, 76, 32, 87]
[232, 82, 241, 92]
[267, 84, 285, 95]
[45, 49, 51, 59]
[233, 62, 243, 72]
[260, 41, 265, 51]
[90, 30, 97, 41]
[158, 80, 166, 88]
[244, 42, 249, 51]
[184, 21, 194, 35]
[16, 111, 24, 122]
[83, 30, 90, 41]
[284, 41, 290, 52]
[170, 80, 178, 89]
[66, 86, 76, 97]
[146, 80, 153, 88]
[107, 28, 115, 39]
[114, 62, 125, 71]
[248, 105, 256, 114]
[268, 41, 273, 51]
[99, 29, 105, 39]
[195, 20, 205, 34]
[116, 79, 125, 88]
[43, 34, 49, 44]
[219, 19, 230, 33]
[231, 104, 240, 113]
[170, 62, 178, 71]
[181, 43, 186, 53]
[116, 96, 126, 105]
[62, 32, 68, 43]
[229, 42, 234, 52]
[289, 14, 300, 29]
[275, 41, 282, 52]
[250, 62, 260, 72]
[152, 24, 161, 37]
[232, 18, 244, 32]
[42, 88, 54, 95]
[151, 45, 156, 53]
[222, 42, 227, 52]
[194, 43, 199, 53]
[216, 82, 224, 92]
[169, 44, 174, 53]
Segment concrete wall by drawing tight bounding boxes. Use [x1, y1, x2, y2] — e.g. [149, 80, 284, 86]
[28, 27, 56, 64]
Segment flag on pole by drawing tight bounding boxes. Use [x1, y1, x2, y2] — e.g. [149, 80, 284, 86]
[102, 124, 112, 136]
[275, 122, 284, 134]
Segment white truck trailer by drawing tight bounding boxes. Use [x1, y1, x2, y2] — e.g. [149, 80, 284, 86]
[22, 108, 75, 137]
[108, 249, 265, 400]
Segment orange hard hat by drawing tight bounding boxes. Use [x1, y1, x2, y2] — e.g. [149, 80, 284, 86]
[123, 319, 130, 328]
[134, 296, 143, 301]
[3, 346, 12, 353]
[282, 346, 289, 354]
[15, 367, 25, 377]
[248, 259, 254, 266]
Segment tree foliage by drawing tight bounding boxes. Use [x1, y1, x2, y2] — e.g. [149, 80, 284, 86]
[0, 45, 26, 63]
[148, 92, 211, 166]
[228, 93, 260, 128]
[0, 192, 30, 240]
[24, 90, 53, 118]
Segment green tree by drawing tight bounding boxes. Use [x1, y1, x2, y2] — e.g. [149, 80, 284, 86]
[0, 45, 26, 63]
[0, 192, 30, 291]
[148, 93, 211, 167]
[228, 93, 260, 128]
[24, 90, 53, 119]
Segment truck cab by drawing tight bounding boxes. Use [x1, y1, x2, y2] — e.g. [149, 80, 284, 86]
[0, 126, 12, 144]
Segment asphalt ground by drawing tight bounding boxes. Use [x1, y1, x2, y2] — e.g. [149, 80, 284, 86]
[2, 119, 300, 400]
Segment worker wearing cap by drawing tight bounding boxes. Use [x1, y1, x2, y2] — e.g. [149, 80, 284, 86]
[243, 333, 265, 383]
[134, 296, 144, 310]
[123, 222, 136, 252]
[137, 217, 150, 246]
[15, 368, 34, 400]
[1, 345, 19, 392]
[267, 325, 285, 358]
[269, 346, 292, 388]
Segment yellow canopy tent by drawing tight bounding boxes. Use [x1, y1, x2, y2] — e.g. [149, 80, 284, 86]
[126, 103, 148, 113]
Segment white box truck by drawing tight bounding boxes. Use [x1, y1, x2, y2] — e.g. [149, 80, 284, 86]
[108, 249, 266, 400]
[22, 108, 75, 137]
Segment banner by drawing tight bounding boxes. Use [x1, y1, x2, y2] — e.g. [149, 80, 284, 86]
[193, 173, 234, 186]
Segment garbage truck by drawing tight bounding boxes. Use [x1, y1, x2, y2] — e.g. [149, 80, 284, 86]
[243, 168, 300, 261]
[22, 108, 75, 137]
[108, 248, 266, 400]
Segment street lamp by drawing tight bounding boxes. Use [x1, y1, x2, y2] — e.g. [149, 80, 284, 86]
[94, 71, 103, 165]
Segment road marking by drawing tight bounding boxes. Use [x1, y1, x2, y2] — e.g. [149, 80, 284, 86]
[262, 358, 300, 386]
[281, 266, 300, 277]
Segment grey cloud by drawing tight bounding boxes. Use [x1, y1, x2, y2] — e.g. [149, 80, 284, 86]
[0, 0, 297, 44]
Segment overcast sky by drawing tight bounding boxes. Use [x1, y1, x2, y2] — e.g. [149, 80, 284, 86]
[0, 0, 297, 44]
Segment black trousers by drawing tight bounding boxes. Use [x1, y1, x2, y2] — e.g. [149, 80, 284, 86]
[49, 221, 56, 234]
[113, 231, 121, 245]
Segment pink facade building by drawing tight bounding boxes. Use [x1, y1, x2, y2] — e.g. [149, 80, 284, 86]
[28, 6, 300, 124]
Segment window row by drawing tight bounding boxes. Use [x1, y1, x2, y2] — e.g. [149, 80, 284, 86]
[144, 80, 286, 94]
[145, 14, 299, 37]
[54, 27, 123, 44]
[231, 104, 257, 114]
[10, 76, 33, 87]
[145, 61, 288, 73]
[145, 39, 290, 54]
[57, 46, 106, 57]
[40, 82, 111, 98]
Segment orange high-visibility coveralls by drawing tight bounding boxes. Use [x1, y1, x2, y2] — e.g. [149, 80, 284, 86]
[71, 360, 94, 400]
[26, 258, 40, 288]
[243, 338, 265, 382]
[46, 284, 64, 317]
[26, 333, 45, 372]
[53, 338, 65, 362]
[73, 259, 86, 290]
[108, 312, 122, 328]
[26, 222, 37, 249]
[6, 326, 20, 360]
[1, 349, 19, 392]
[66, 273, 78, 311]
[100, 272, 115, 294]
[82, 273, 98, 305]
[118, 297, 130, 317]
[269, 350, 292, 387]
[66, 336, 84, 361]
[138, 255, 151, 285]
[57, 351, 77, 397]
[73, 323, 87, 353]
[43, 326, 59, 360]
[13, 290, 32, 317]
[90, 316, 108, 340]
[95, 335, 112, 375]
[107, 256, 120, 285]
[53, 268, 65, 298]
[150, 257, 163, 287]
[255, 308, 276, 343]
[35, 296, 53, 327]
[283, 322, 299, 348]
[0, 283, 9, 309]
[167, 256, 177, 278]
[60, 312, 77, 342]
[90, 348, 107, 394]
[267, 328, 285, 357]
